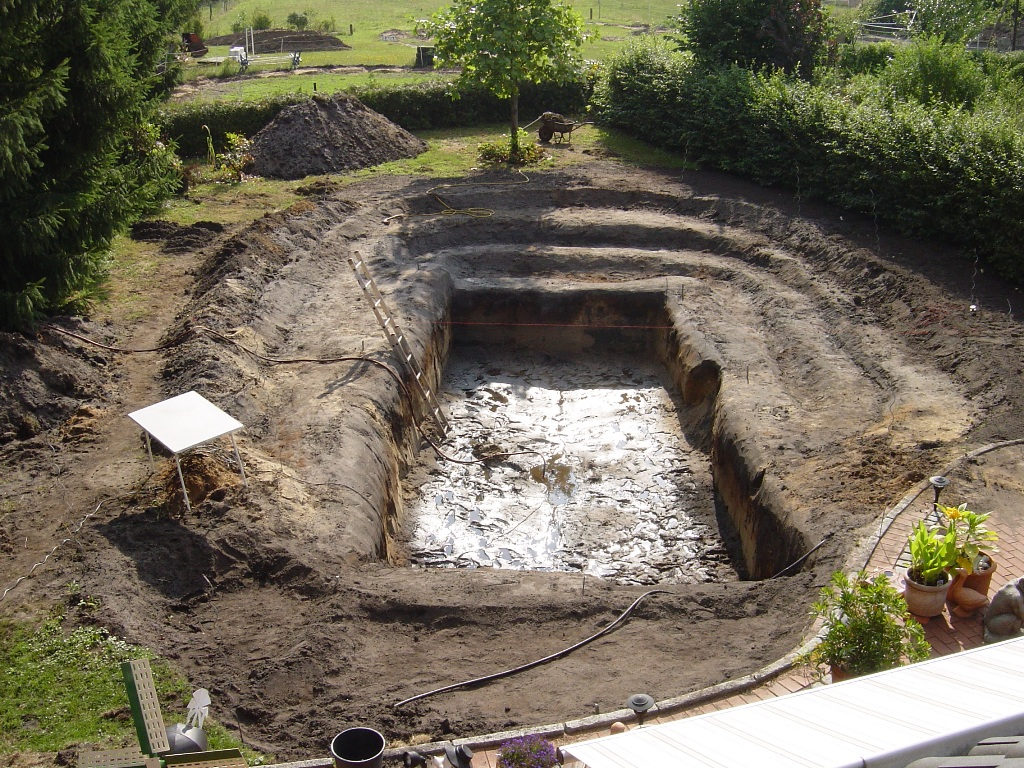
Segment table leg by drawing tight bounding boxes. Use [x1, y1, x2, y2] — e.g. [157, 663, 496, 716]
[174, 455, 192, 513]
[230, 434, 248, 487]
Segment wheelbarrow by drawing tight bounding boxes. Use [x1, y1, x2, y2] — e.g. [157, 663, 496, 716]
[537, 112, 590, 144]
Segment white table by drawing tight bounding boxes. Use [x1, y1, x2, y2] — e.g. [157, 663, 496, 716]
[128, 391, 247, 512]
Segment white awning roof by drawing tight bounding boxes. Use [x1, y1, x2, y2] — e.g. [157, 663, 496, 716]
[562, 636, 1024, 768]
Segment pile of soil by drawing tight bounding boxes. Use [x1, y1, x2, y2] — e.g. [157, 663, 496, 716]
[248, 94, 427, 180]
[130, 220, 225, 254]
[0, 322, 110, 444]
[205, 29, 351, 52]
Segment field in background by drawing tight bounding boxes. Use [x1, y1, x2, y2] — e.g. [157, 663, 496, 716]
[191, 0, 677, 68]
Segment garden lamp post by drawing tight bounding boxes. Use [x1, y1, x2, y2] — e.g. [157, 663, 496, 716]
[930, 475, 949, 511]
[627, 693, 655, 726]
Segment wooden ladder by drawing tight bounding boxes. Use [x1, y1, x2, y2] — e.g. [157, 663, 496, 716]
[348, 255, 449, 437]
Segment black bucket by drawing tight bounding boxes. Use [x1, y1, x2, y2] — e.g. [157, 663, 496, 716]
[330, 727, 385, 768]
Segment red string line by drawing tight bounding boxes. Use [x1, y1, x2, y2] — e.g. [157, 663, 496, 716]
[439, 320, 674, 329]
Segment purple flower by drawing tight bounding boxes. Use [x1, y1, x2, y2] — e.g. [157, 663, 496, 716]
[496, 734, 558, 768]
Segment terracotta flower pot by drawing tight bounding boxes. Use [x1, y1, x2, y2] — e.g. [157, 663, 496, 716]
[904, 571, 951, 618]
[949, 569, 990, 617]
[963, 556, 997, 597]
[829, 665, 851, 683]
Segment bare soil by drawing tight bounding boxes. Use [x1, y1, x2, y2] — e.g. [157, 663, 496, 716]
[3, 155, 1024, 766]
[249, 95, 427, 179]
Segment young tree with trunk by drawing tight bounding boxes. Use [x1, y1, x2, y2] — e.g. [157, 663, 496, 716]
[428, 0, 584, 161]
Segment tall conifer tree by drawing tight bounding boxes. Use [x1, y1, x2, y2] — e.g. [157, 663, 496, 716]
[0, 0, 195, 328]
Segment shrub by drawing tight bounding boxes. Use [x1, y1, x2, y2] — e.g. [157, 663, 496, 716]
[672, 0, 830, 77]
[251, 9, 272, 29]
[911, 0, 996, 42]
[478, 130, 546, 165]
[158, 95, 306, 156]
[880, 36, 988, 108]
[497, 735, 558, 768]
[800, 570, 929, 680]
[353, 77, 594, 131]
[834, 41, 897, 77]
[592, 38, 1024, 282]
[287, 12, 308, 30]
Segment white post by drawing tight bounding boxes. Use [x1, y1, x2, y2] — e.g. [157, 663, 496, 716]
[230, 434, 248, 487]
[174, 456, 192, 513]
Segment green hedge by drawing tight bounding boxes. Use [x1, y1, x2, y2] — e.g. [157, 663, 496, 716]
[157, 95, 306, 157]
[158, 78, 593, 157]
[593, 39, 1024, 282]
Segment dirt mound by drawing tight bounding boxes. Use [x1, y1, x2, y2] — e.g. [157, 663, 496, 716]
[0, 322, 110, 445]
[204, 29, 350, 52]
[248, 94, 427, 180]
[130, 220, 225, 254]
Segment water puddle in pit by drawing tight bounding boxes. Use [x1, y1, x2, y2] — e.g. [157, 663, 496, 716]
[401, 347, 737, 585]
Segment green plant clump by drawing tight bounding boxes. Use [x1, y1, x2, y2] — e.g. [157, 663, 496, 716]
[907, 520, 958, 586]
[801, 570, 930, 680]
[937, 502, 999, 574]
[478, 130, 546, 165]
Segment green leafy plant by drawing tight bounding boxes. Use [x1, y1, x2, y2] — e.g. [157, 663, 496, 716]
[478, 129, 546, 165]
[251, 9, 272, 29]
[911, 0, 996, 43]
[937, 502, 998, 574]
[880, 36, 988, 108]
[800, 570, 930, 680]
[218, 132, 253, 182]
[907, 520, 958, 586]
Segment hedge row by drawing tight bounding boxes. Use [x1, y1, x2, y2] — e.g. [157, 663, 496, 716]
[593, 39, 1024, 282]
[158, 78, 593, 157]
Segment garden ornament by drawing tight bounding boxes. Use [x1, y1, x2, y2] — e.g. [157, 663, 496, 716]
[186, 688, 211, 728]
[984, 577, 1024, 644]
[444, 744, 474, 768]
[165, 687, 212, 753]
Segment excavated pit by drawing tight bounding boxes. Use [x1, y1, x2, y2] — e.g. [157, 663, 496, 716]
[400, 287, 803, 583]
[14, 162, 1019, 760]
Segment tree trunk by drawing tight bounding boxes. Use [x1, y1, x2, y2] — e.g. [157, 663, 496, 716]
[1013, 0, 1020, 51]
[509, 85, 520, 160]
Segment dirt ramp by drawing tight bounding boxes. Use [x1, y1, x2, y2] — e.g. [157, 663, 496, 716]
[249, 94, 427, 180]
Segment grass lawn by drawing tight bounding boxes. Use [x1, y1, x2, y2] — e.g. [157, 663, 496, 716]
[0, 600, 265, 763]
[198, 0, 681, 37]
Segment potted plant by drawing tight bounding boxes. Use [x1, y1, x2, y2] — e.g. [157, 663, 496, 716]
[938, 502, 999, 615]
[939, 502, 999, 588]
[903, 520, 958, 617]
[496, 735, 558, 768]
[801, 570, 930, 682]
